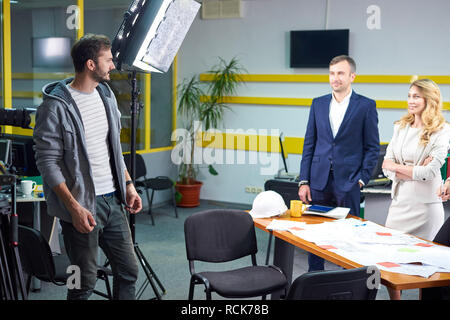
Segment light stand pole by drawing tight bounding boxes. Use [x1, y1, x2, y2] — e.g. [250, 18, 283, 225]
[128, 71, 165, 300]
[110, 0, 200, 300]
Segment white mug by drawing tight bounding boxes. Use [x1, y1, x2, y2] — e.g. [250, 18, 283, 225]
[21, 180, 36, 196]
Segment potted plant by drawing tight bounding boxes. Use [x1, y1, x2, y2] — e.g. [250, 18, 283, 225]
[174, 57, 245, 207]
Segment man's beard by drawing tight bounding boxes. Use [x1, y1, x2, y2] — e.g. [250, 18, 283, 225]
[92, 69, 110, 82]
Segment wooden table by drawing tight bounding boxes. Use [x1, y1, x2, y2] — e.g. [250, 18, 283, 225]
[254, 213, 450, 294]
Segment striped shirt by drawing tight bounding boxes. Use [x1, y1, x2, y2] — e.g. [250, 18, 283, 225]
[67, 85, 115, 196]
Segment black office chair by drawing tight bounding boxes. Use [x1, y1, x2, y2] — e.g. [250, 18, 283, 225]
[123, 153, 178, 225]
[184, 209, 288, 300]
[18, 225, 112, 299]
[263, 179, 299, 264]
[286, 266, 378, 300]
[422, 217, 450, 300]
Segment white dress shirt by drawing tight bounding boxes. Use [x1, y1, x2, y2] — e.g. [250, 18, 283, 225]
[329, 90, 352, 138]
[329, 90, 365, 186]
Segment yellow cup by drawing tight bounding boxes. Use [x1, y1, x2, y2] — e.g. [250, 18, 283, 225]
[290, 200, 306, 218]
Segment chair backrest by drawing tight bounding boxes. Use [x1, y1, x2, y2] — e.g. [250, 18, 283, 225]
[18, 225, 58, 283]
[147, 177, 173, 190]
[264, 179, 299, 207]
[286, 266, 378, 300]
[433, 216, 450, 245]
[184, 209, 258, 263]
[123, 153, 147, 179]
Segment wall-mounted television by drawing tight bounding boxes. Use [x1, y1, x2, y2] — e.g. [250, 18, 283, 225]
[290, 29, 349, 68]
[32, 37, 73, 68]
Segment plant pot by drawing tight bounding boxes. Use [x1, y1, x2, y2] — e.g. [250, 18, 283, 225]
[175, 181, 203, 207]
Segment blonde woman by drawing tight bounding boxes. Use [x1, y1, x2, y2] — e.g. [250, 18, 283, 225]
[382, 79, 450, 299]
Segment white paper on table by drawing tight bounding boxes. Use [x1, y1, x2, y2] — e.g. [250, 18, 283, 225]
[288, 222, 341, 243]
[326, 242, 450, 277]
[377, 263, 441, 278]
[265, 215, 450, 278]
[265, 219, 307, 231]
[419, 245, 450, 270]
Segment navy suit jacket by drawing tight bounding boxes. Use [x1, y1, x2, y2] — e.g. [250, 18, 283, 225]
[299, 91, 380, 192]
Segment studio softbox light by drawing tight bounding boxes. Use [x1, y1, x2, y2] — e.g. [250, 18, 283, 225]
[112, 0, 200, 73]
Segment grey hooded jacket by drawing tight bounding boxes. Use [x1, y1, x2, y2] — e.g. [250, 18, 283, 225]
[33, 78, 127, 223]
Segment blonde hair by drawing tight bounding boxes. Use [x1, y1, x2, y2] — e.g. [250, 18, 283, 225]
[396, 79, 446, 145]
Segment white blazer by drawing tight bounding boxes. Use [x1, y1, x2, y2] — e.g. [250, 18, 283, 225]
[383, 123, 450, 203]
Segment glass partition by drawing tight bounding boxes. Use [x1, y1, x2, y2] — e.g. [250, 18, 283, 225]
[10, 0, 77, 136]
[5, 0, 175, 152]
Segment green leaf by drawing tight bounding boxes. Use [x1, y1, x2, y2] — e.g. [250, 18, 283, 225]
[175, 191, 183, 203]
[208, 165, 218, 176]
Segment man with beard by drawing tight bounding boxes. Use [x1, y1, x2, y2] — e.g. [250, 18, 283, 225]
[33, 34, 142, 300]
[298, 55, 380, 271]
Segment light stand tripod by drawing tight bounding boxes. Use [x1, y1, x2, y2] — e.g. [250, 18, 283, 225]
[127, 71, 165, 300]
[0, 174, 27, 300]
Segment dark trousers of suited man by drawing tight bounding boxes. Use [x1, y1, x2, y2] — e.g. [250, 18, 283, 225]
[298, 55, 380, 272]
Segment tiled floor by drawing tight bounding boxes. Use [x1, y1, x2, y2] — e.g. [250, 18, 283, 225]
[26, 200, 420, 300]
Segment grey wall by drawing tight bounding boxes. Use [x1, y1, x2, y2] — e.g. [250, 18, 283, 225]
[177, 0, 450, 205]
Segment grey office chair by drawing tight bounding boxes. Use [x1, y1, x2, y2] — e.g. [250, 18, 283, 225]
[123, 153, 178, 225]
[184, 209, 288, 300]
[18, 225, 112, 299]
[286, 266, 378, 300]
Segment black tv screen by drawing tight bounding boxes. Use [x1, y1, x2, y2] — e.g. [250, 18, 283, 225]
[32, 37, 73, 68]
[290, 29, 349, 68]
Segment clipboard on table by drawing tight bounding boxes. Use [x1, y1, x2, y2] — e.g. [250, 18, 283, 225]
[304, 205, 350, 219]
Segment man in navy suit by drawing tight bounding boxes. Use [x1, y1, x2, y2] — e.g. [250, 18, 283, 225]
[298, 55, 380, 271]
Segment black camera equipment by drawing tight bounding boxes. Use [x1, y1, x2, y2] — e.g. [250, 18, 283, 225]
[0, 108, 34, 129]
[0, 108, 34, 299]
[111, 0, 199, 300]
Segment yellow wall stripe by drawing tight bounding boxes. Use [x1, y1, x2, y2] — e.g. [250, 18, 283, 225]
[76, 0, 84, 40]
[198, 132, 387, 155]
[9, 91, 42, 99]
[201, 132, 281, 153]
[284, 137, 305, 155]
[172, 56, 178, 147]
[143, 146, 174, 153]
[7, 72, 134, 80]
[145, 74, 151, 151]
[1, 91, 135, 100]
[12, 73, 450, 84]
[123, 146, 174, 155]
[201, 95, 313, 106]
[201, 95, 450, 110]
[200, 73, 329, 83]
[10, 72, 74, 80]
[200, 73, 450, 84]
[10, 91, 450, 111]
[2, 0, 12, 134]
[355, 75, 416, 84]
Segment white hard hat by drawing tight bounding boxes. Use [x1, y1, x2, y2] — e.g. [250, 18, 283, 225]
[249, 190, 288, 218]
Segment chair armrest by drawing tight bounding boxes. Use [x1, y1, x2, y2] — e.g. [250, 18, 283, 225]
[191, 273, 211, 289]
